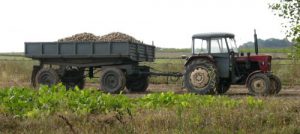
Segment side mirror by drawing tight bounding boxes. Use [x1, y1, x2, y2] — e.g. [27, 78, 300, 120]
[181, 55, 188, 59]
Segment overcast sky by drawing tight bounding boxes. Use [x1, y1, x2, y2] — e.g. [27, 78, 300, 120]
[0, 0, 284, 52]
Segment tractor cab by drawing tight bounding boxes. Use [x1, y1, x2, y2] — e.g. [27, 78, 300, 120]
[191, 33, 237, 83]
[184, 32, 281, 95]
[192, 33, 237, 54]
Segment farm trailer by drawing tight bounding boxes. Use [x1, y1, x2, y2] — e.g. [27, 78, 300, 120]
[25, 41, 176, 93]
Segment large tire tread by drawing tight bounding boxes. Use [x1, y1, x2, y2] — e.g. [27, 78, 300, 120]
[126, 76, 149, 92]
[100, 68, 126, 94]
[61, 68, 85, 90]
[247, 73, 271, 96]
[35, 68, 60, 88]
[269, 74, 282, 94]
[183, 59, 218, 94]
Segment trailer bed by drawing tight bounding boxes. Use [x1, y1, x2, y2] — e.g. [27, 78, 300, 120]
[25, 42, 155, 66]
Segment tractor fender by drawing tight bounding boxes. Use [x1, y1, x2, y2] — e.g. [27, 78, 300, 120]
[184, 55, 214, 66]
[245, 70, 271, 87]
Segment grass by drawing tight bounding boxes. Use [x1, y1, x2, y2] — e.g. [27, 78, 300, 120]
[156, 48, 191, 53]
[0, 60, 38, 83]
[0, 86, 299, 133]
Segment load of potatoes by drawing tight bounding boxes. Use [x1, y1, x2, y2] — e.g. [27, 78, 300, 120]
[58, 33, 98, 42]
[58, 32, 142, 44]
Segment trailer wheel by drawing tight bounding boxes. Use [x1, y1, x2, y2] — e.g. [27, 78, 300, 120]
[248, 73, 271, 96]
[100, 68, 126, 93]
[31, 65, 42, 88]
[61, 68, 85, 89]
[126, 76, 149, 92]
[35, 68, 60, 87]
[269, 74, 281, 94]
[183, 59, 218, 94]
[216, 80, 231, 94]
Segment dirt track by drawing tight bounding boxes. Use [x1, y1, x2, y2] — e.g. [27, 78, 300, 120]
[1, 82, 299, 98]
[127, 84, 300, 99]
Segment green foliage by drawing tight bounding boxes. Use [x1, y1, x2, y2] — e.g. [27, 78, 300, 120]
[270, 0, 300, 38]
[1, 86, 300, 133]
[270, 0, 300, 58]
[0, 85, 268, 118]
[0, 85, 132, 117]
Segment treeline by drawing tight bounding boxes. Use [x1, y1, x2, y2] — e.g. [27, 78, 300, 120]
[239, 38, 293, 49]
[156, 38, 292, 53]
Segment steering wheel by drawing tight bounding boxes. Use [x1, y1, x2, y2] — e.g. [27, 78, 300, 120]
[229, 49, 235, 57]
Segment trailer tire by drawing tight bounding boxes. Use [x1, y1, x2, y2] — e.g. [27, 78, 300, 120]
[247, 73, 271, 96]
[269, 74, 281, 94]
[126, 76, 149, 92]
[183, 59, 218, 94]
[61, 68, 85, 90]
[35, 68, 60, 87]
[31, 65, 42, 88]
[100, 68, 126, 94]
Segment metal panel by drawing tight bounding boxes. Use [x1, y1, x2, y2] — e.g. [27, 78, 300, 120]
[77, 42, 93, 55]
[44, 43, 58, 55]
[25, 41, 155, 63]
[26, 43, 42, 55]
[111, 42, 129, 55]
[94, 42, 110, 55]
[61, 43, 76, 55]
[211, 53, 230, 78]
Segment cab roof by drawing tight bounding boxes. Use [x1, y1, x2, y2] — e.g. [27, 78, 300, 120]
[192, 33, 235, 39]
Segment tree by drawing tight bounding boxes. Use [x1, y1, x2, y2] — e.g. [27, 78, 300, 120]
[269, 0, 300, 41]
[270, 0, 300, 58]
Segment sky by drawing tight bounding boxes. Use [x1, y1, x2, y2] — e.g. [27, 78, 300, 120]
[0, 0, 285, 52]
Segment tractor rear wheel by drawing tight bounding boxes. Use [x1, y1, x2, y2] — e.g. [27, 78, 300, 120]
[35, 68, 60, 87]
[100, 68, 126, 94]
[126, 76, 149, 92]
[216, 80, 231, 94]
[269, 74, 281, 94]
[248, 73, 271, 96]
[183, 59, 218, 94]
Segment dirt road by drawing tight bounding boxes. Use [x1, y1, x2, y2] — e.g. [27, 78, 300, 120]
[126, 84, 300, 99]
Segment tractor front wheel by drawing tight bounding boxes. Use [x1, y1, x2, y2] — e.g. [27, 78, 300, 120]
[248, 73, 271, 96]
[269, 74, 282, 94]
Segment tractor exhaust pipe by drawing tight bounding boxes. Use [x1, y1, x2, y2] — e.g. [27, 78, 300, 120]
[254, 29, 258, 55]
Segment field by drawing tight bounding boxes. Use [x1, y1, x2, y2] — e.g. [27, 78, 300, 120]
[0, 50, 300, 133]
[0, 85, 300, 133]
